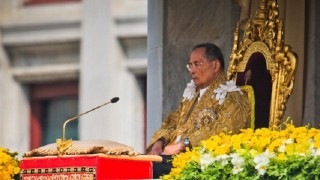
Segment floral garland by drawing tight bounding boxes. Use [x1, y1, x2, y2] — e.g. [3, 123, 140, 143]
[0, 147, 20, 180]
[213, 80, 242, 105]
[182, 80, 241, 104]
[182, 80, 196, 101]
[162, 119, 320, 180]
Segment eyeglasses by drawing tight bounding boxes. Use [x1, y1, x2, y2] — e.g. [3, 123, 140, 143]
[186, 61, 204, 71]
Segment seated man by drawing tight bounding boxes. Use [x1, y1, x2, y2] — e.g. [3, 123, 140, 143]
[146, 43, 251, 178]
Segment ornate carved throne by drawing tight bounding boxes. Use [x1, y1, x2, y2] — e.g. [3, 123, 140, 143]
[227, 0, 297, 129]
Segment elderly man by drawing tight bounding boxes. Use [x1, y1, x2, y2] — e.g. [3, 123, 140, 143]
[147, 43, 251, 178]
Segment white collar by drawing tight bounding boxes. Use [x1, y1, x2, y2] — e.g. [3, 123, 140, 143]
[198, 87, 208, 101]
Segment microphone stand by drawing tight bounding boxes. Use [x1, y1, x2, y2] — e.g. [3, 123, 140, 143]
[56, 97, 119, 156]
[62, 97, 119, 141]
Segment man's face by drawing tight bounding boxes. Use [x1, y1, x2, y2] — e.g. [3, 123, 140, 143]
[188, 48, 219, 89]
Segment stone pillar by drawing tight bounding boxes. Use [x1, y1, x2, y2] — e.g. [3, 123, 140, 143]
[0, 33, 29, 156]
[303, 0, 320, 127]
[162, 0, 240, 116]
[281, 0, 305, 126]
[80, 0, 144, 152]
[147, 0, 164, 144]
[147, 0, 240, 142]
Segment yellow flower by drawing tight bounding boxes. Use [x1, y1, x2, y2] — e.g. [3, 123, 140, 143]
[0, 147, 20, 180]
[268, 138, 283, 152]
[296, 141, 310, 155]
[215, 144, 231, 155]
[230, 135, 242, 150]
[314, 133, 320, 148]
[163, 148, 200, 179]
[164, 120, 320, 179]
[253, 136, 270, 152]
[277, 153, 287, 160]
[285, 143, 295, 156]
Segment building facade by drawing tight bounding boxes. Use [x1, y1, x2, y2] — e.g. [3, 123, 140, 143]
[1, 0, 320, 158]
[0, 0, 147, 155]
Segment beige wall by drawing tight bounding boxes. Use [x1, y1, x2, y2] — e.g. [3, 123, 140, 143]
[280, 0, 305, 126]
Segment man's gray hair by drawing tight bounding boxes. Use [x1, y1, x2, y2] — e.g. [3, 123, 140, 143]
[192, 43, 225, 69]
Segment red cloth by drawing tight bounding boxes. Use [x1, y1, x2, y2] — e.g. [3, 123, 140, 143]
[20, 155, 153, 179]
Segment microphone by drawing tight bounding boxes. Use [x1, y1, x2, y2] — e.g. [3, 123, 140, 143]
[111, 97, 119, 103]
[62, 97, 120, 140]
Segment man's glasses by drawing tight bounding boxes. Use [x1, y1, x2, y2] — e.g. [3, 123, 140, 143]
[186, 61, 204, 71]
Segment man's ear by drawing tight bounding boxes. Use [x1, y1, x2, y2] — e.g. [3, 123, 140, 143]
[212, 60, 221, 73]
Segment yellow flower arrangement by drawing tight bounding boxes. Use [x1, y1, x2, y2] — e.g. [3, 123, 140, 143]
[163, 119, 320, 179]
[0, 147, 20, 180]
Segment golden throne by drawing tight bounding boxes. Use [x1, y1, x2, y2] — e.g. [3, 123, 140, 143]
[227, 0, 297, 129]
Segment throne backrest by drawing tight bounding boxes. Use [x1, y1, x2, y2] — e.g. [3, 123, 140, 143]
[227, 0, 297, 128]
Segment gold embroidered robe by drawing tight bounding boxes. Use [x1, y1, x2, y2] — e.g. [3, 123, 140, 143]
[146, 74, 251, 152]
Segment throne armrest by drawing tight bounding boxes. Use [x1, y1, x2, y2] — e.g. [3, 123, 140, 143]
[240, 85, 255, 129]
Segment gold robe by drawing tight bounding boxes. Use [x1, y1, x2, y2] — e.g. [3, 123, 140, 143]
[146, 74, 251, 152]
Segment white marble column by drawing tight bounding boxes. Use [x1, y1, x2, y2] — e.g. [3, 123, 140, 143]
[146, 0, 164, 144]
[80, 0, 144, 153]
[0, 33, 29, 156]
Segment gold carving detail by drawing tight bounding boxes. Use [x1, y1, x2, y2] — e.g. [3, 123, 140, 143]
[21, 167, 96, 180]
[56, 138, 73, 156]
[21, 173, 95, 180]
[227, 0, 297, 128]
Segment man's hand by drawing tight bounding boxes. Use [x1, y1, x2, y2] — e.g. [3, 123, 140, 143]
[162, 141, 186, 155]
[148, 140, 164, 155]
